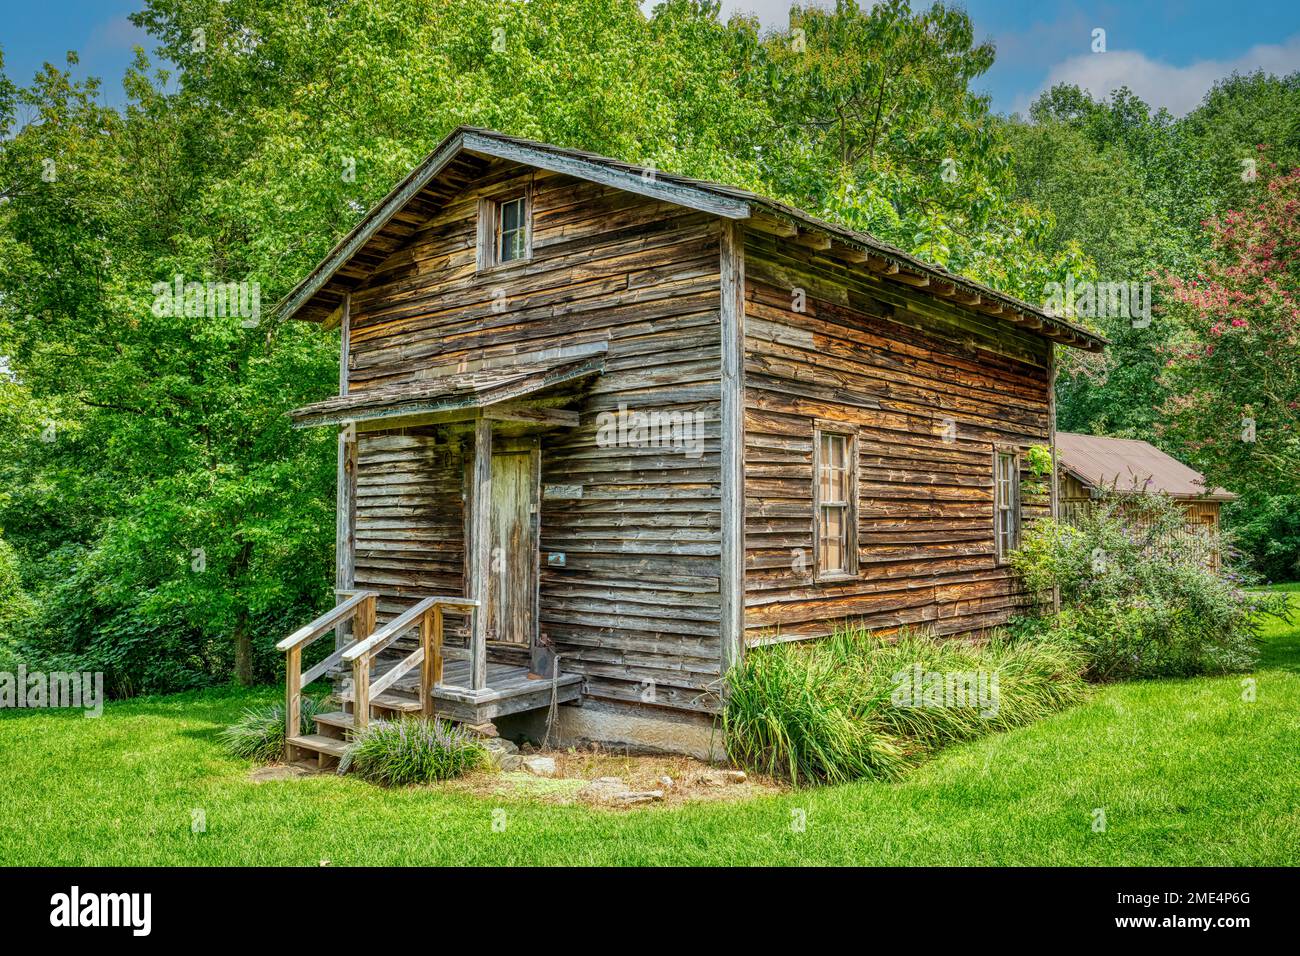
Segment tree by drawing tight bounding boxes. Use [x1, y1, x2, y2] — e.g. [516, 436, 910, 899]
[752, 0, 1083, 298]
[1159, 166, 1300, 500]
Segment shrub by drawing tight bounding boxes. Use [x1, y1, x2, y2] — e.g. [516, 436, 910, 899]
[220, 696, 326, 763]
[339, 718, 486, 786]
[1011, 492, 1291, 680]
[723, 626, 1087, 786]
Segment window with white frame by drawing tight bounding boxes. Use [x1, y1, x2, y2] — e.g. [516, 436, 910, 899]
[994, 450, 1020, 562]
[814, 426, 858, 579]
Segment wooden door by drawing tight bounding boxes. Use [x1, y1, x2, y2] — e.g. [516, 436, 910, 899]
[485, 449, 537, 646]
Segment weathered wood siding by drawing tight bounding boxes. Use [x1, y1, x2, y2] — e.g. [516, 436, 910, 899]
[741, 231, 1054, 643]
[355, 429, 467, 624]
[344, 158, 725, 712]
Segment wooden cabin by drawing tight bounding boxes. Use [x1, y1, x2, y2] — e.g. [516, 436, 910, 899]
[1056, 431, 1235, 548]
[273, 128, 1105, 762]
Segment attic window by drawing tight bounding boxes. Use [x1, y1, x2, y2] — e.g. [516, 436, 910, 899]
[478, 193, 531, 270]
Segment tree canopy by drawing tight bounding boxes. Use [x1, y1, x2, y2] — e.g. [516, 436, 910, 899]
[1, 0, 1296, 691]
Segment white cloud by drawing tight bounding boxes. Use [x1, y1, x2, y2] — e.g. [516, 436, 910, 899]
[1016, 33, 1300, 116]
[641, 0, 841, 31]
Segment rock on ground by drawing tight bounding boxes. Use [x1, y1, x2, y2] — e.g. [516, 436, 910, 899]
[697, 769, 748, 786]
[577, 776, 665, 806]
[521, 755, 557, 778]
[481, 737, 520, 769]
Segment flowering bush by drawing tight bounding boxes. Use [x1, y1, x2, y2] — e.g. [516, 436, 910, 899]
[1011, 492, 1290, 680]
[1159, 164, 1300, 501]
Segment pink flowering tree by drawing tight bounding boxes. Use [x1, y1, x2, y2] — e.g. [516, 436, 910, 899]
[1159, 161, 1300, 499]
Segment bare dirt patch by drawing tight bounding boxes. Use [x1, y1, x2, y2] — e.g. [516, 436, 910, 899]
[443, 747, 784, 808]
[248, 764, 315, 782]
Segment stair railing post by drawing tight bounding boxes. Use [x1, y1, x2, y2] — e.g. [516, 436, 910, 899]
[419, 606, 436, 718]
[433, 604, 445, 689]
[285, 645, 302, 760]
[353, 593, 376, 730]
[352, 650, 370, 732]
[356, 594, 376, 643]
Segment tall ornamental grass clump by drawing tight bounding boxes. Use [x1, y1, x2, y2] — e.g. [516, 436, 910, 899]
[1011, 492, 1291, 680]
[339, 717, 486, 785]
[220, 696, 326, 763]
[723, 627, 1087, 786]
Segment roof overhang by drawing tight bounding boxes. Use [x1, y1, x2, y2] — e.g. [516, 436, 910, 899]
[290, 354, 605, 430]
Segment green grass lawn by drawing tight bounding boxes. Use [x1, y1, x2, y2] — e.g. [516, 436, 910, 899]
[2, 592, 1297, 866]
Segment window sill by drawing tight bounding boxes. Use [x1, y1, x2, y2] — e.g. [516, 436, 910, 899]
[814, 571, 859, 584]
[476, 257, 532, 279]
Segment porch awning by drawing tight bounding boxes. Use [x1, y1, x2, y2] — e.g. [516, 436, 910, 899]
[290, 354, 605, 429]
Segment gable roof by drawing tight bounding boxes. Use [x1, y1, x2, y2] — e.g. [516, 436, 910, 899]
[275, 126, 1105, 352]
[1056, 432, 1235, 501]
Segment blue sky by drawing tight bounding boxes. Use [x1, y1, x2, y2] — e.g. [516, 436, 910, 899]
[3, 1, 1300, 117]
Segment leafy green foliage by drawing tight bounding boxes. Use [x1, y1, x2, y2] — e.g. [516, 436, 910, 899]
[753, 1, 1085, 298]
[1224, 493, 1300, 583]
[0, 537, 34, 667]
[1011, 494, 1291, 680]
[1007, 78, 1300, 574]
[340, 717, 487, 786]
[219, 695, 326, 763]
[723, 625, 1086, 786]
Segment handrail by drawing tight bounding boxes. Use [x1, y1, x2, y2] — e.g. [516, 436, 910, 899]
[343, 596, 479, 730]
[276, 590, 378, 652]
[283, 590, 377, 760]
[342, 596, 477, 663]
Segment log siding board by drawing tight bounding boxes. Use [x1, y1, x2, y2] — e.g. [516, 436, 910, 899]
[335, 422, 357, 650]
[719, 221, 745, 675]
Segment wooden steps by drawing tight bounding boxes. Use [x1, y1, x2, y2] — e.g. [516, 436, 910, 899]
[286, 732, 350, 769]
[288, 733, 349, 757]
[313, 710, 360, 732]
[336, 689, 423, 714]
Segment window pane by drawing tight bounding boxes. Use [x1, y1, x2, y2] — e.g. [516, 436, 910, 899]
[819, 433, 848, 502]
[503, 227, 525, 262]
[995, 453, 1019, 556]
[501, 198, 523, 233]
[820, 505, 845, 572]
[497, 198, 526, 263]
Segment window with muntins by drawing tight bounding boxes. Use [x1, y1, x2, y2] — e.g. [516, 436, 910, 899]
[495, 195, 528, 264]
[995, 451, 1020, 561]
[815, 427, 857, 578]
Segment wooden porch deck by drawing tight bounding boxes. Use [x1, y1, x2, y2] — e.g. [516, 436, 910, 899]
[340, 657, 583, 725]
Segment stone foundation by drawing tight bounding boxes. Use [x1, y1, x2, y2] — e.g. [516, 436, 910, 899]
[495, 699, 726, 762]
